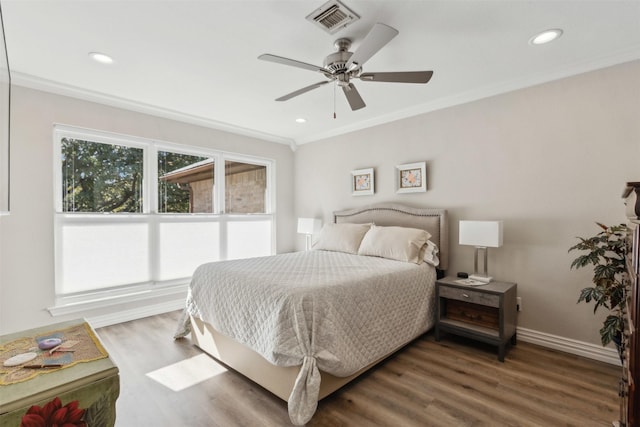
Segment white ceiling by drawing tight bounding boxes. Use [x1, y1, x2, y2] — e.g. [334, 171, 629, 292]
[2, 1, 640, 148]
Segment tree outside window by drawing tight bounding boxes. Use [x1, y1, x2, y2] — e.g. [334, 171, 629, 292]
[61, 138, 143, 213]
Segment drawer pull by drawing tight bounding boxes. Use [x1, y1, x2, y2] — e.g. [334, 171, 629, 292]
[462, 293, 469, 298]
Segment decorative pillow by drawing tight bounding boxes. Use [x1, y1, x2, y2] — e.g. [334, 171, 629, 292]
[423, 240, 440, 267]
[358, 225, 431, 264]
[312, 223, 372, 254]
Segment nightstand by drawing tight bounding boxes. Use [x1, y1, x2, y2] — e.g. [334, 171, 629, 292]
[435, 276, 517, 362]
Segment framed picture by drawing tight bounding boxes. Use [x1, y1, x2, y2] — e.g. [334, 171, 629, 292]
[396, 162, 426, 194]
[351, 168, 374, 196]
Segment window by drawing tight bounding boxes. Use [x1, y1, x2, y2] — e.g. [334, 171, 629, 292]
[158, 151, 211, 213]
[53, 126, 275, 307]
[224, 160, 267, 214]
[61, 138, 144, 213]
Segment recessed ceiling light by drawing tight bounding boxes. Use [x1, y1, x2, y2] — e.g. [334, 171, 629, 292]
[295, 118, 306, 123]
[89, 52, 114, 64]
[529, 29, 563, 46]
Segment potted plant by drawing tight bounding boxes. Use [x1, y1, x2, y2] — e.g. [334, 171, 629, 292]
[569, 222, 629, 348]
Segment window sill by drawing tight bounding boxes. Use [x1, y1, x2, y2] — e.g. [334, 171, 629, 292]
[48, 283, 189, 317]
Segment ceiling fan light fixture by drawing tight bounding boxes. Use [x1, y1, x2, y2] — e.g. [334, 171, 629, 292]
[259, 22, 432, 112]
[89, 51, 114, 64]
[529, 29, 563, 46]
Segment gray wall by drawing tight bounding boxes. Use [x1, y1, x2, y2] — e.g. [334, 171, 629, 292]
[294, 60, 640, 346]
[1, 61, 638, 347]
[0, 85, 295, 334]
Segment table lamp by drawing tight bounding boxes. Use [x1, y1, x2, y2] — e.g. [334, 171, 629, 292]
[297, 218, 321, 251]
[459, 220, 503, 283]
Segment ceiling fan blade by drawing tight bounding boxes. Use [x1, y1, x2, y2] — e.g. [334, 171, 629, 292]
[276, 81, 330, 101]
[258, 54, 328, 74]
[346, 23, 399, 70]
[359, 71, 434, 84]
[342, 83, 366, 111]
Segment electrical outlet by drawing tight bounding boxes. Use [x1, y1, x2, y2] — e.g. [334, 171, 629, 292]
[516, 297, 522, 312]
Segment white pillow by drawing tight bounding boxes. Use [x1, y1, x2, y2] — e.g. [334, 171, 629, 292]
[423, 240, 440, 267]
[358, 225, 431, 264]
[312, 223, 372, 254]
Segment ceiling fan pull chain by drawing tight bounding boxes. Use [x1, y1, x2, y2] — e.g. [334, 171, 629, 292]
[333, 82, 337, 119]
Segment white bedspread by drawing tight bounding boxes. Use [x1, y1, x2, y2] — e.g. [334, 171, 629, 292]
[174, 250, 436, 425]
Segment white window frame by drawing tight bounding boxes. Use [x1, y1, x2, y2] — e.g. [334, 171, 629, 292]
[51, 124, 276, 315]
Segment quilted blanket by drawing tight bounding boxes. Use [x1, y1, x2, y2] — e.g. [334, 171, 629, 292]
[174, 250, 436, 425]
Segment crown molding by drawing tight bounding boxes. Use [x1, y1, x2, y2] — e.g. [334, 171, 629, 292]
[296, 48, 640, 145]
[10, 44, 640, 149]
[10, 72, 297, 150]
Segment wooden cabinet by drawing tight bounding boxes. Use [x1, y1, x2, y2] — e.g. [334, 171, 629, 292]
[435, 276, 517, 362]
[623, 182, 640, 427]
[0, 319, 119, 426]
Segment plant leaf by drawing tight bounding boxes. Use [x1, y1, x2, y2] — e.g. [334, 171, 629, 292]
[570, 222, 629, 347]
[600, 314, 623, 346]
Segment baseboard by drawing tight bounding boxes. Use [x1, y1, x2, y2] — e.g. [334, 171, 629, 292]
[517, 326, 621, 366]
[86, 301, 621, 366]
[87, 299, 185, 329]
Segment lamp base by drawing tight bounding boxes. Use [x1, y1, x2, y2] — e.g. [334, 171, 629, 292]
[468, 274, 493, 283]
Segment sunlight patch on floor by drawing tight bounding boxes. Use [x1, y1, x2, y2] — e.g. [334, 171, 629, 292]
[146, 353, 227, 391]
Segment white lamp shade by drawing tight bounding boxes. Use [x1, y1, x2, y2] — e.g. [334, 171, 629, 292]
[459, 220, 504, 248]
[297, 218, 321, 235]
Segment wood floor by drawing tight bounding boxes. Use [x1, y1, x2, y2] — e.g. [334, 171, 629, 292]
[96, 311, 620, 426]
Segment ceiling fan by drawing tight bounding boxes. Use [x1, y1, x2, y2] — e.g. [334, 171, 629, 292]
[258, 23, 433, 111]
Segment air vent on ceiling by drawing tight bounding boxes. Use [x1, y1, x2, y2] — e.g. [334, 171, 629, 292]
[306, 0, 360, 34]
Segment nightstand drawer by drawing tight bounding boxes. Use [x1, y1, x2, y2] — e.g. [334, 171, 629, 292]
[438, 286, 500, 308]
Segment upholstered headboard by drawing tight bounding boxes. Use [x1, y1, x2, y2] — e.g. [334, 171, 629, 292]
[333, 203, 449, 271]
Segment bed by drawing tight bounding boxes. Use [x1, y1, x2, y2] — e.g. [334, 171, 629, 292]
[174, 203, 448, 425]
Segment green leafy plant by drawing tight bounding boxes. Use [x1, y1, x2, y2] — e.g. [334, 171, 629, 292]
[569, 223, 629, 346]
